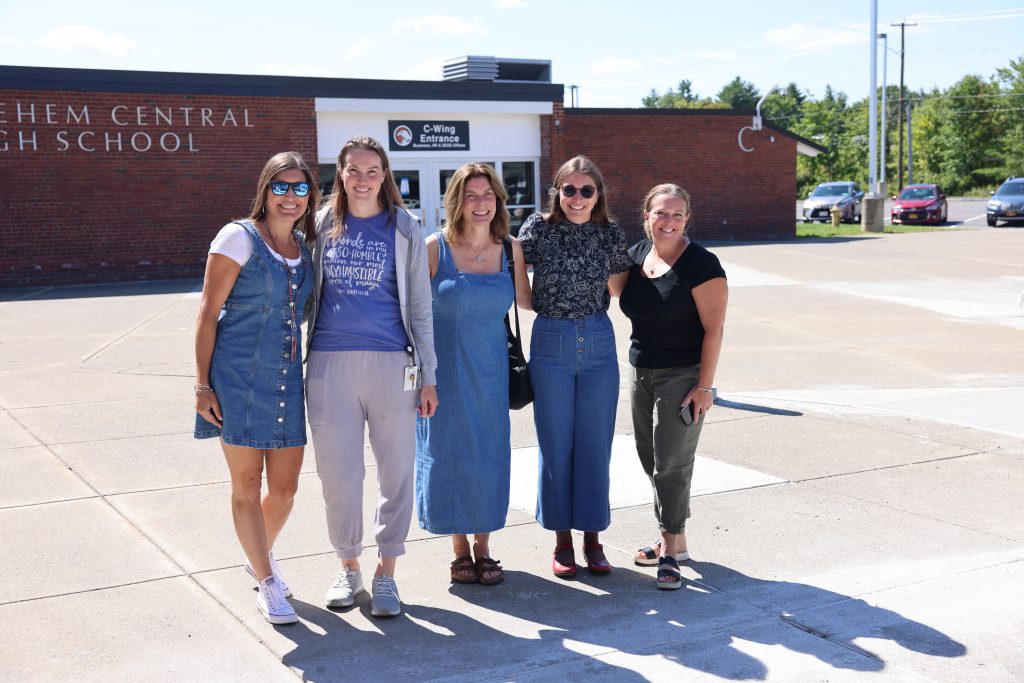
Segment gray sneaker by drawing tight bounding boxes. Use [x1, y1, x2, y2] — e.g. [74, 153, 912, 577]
[370, 575, 401, 617]
[325, 568, 364, 608]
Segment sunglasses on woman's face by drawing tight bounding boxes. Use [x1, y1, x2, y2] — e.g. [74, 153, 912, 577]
[560, 184, 597, 199]
[268, 181, 310, 197]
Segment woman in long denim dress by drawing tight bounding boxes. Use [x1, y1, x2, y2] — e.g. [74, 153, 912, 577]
[518, 156, 632, 578]
[194, 151, 319, 624]
[415, 163, 532, 586]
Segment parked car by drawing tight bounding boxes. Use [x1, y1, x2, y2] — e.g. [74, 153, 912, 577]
[987, 177, 1024, 226]
[802, 181, 864, 223]
[891, 184, 947, 225]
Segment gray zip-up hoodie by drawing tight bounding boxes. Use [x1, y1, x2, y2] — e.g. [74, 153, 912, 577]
[304, 205, 437, 386]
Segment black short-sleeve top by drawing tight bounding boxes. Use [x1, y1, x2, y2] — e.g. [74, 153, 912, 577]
[518, 212, 632, 320]
[618, 239, 726, 368]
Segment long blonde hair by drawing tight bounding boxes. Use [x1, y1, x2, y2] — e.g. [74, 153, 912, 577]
[326, 136, 406, 238]
[442, 163, 510, 245]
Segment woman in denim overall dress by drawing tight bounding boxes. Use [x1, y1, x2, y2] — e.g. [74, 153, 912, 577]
[194, 152, 319, 624]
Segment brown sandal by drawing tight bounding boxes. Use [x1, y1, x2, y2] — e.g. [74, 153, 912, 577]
[450, 555, 478, 584]
[475, 556, 504, 586]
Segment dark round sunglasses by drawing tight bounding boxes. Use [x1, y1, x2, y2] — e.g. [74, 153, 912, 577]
[560, 184, 597, 199]
[269, 181, 311, 197]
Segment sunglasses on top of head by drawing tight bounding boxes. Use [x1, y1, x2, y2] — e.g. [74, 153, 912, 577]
[559, 184, 597, 199]
[268, 181, 311, 197]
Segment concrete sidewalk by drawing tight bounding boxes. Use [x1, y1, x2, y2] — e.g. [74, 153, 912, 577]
[2, 228, 1022, 681]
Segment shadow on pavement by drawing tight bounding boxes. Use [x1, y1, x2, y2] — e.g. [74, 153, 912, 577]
[714, 398, 802, 417]
[272, 562, 964, 681]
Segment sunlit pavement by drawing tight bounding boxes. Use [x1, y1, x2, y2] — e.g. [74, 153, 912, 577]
[2, 227, 1022, 681]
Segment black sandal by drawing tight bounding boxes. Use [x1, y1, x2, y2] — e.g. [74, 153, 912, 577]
[657, 555, 682, 591]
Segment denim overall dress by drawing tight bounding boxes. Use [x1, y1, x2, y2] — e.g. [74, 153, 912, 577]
[194, 221, 313, 449]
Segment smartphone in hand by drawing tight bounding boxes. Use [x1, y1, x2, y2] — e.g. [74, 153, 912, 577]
[679, 401, 694, 426]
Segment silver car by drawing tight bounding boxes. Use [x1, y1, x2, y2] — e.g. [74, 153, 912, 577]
[986, 177, 1024, 227]
[802, 181, 864, 223]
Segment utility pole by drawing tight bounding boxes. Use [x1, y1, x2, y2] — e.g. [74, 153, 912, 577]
[891, 20, 916, 192]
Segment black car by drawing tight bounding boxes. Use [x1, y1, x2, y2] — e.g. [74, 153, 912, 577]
[987, 177, 1024, 226]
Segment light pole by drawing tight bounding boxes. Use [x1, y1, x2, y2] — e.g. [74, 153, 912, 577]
[891, 20, 916, 192]
[879, 32, 888, 197]
[868, 0, 878, 195]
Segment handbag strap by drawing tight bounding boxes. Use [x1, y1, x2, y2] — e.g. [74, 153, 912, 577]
[502, 238, 522, 342]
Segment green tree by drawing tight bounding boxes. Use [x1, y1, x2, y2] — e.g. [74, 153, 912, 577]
[716, 76, 760, 110]
[912, 75, 1005, 193]
[642, 79, 718, 108]
[762, 82, 806, 124]
[994, 57, 1024, 181]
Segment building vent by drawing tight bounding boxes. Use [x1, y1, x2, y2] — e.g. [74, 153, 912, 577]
[443, 56, 551, 83]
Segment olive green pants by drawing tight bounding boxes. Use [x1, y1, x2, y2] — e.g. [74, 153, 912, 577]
[631, 365, 704, 534]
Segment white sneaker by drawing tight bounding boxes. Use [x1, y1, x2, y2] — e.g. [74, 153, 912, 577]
[244, 551, 292, 597]
[256, 576, 297, 625]
[325, 568, 364, 608]
[370, 575, 401, 618]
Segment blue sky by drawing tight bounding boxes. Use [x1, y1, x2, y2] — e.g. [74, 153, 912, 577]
[2, 1, 1022, 107]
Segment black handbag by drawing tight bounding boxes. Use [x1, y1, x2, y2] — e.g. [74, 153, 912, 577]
[503, 239, 534, 410]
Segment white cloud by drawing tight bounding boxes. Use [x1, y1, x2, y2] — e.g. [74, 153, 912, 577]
[343, 38, 376, 62]
[392, 15, 486, 37]
[586, 57, 644, 76]
[764, 22, 866, 53]
[33, 25, 136, 56]
[496, 0, 527, 7]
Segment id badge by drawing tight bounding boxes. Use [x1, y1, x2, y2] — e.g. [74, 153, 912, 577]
[403, 365, 420, 391]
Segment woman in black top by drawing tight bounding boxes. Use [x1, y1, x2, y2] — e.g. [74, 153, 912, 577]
[519, 156, 632, 579]
[610, 183, 727, 590]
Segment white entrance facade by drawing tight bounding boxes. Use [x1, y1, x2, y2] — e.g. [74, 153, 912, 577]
[316, 97, 549, 234]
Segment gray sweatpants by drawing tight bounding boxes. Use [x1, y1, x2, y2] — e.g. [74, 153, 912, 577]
[631, 364, 705, 534]
[307, 350, 420, 560]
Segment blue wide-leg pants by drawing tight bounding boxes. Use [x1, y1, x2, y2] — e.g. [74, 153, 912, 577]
[529, 311, 620, 532]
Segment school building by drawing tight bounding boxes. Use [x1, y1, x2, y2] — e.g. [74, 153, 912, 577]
[0, 58, 824, 286]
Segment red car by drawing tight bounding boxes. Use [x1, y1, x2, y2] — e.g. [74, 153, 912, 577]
[891, 184, 948, 225]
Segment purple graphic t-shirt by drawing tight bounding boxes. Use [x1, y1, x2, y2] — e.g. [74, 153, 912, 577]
[310, 210, 410, 352]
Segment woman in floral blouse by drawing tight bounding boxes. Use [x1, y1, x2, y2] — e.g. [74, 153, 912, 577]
[518, 155, 631, 578]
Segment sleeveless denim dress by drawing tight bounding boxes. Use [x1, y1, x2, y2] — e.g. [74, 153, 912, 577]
[415, 233, 514, 534]
[194, 221, 313, 449]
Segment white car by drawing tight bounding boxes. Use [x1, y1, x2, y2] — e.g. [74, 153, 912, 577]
[802, 181, 864, 223]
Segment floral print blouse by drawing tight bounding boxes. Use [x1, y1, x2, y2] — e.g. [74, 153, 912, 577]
[518, 212, 632, 319]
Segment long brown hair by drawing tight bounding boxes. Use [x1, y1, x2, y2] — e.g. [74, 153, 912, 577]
[641, 183, 692, 239]
[442, 163, 510, 245]
[543, 155, 613, 225]
[248, 151, 320, 244]
[326, 136, 406, 238]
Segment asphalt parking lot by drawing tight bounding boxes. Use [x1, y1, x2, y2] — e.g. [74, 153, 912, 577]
[796, 196, 997, 227]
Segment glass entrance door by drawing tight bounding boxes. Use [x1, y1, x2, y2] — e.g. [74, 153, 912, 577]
[392, 163, 428, 226]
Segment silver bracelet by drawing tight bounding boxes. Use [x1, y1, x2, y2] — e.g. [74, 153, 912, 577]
[194, 383, 214, 394]
[696, 385, 713, 394]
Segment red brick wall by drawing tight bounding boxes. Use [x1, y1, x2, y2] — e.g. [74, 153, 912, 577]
[0, 90, 316, 287]
[544, 110, 796, 243]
